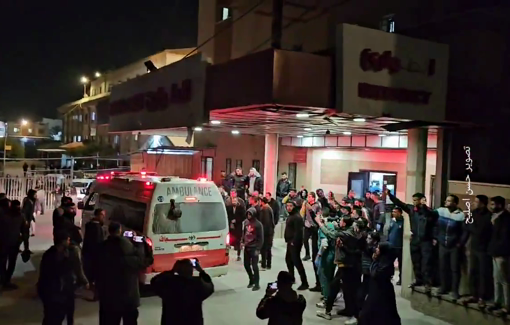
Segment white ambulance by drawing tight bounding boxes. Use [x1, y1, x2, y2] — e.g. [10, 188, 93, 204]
[78, 172, 230, 283]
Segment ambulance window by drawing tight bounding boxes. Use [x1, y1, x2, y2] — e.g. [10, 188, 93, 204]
[85, 193, 98, 209]
[152, 202, 227, 234]
[99, 194, 147, 233]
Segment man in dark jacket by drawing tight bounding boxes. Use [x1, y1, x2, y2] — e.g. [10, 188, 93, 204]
[227, 197, 246, 261]
[460, 195, 493, 306]
[38, 230, 77, 325]
[242, 207, 264, 291]
[265, 192, 280, 225]
[487, 196, 510, 315]
[388, 207, 404, 285]
[260, 197, 275, 270]
[151, 258, 214, 325]
[0, 199, 24, 290]
[229, 168, 248, 200]
[386, 189, 436, 289]
[316, 216, 361, 321]
[359, 231, 380, 307]
[284, 201, 308, 290]
[256, 271, 307, 325]
[21, 188, 37, 253]
[372, 192, 386, 235]
[218, 170, 232, 193]
[96, 222, 153, 325]
[276, 172, 291, 218]
[434, 195, 465, 300]
[82, 208, 106, 300]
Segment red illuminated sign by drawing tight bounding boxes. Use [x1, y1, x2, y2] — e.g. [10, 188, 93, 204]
[359, 49, 436, 76]
[358, 83, 431, 105]
[360, 49, 401, 74]
[109, 79, 192, 116]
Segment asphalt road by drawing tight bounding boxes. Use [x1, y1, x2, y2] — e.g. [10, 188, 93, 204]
[0, 211, 452, 325]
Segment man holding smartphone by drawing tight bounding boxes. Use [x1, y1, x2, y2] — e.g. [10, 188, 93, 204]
[96, 222, 154, 325]
[151, 258, 214, 325]
[256, 271, 307, 324]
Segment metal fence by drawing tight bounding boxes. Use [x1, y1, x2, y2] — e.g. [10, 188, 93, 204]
[0, 175, 72, 211]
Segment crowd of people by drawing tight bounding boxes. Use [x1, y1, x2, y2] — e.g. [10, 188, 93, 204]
[219, 168, 510, 324]
[218, 168, 402, 324]
[0, 165, 508, 324]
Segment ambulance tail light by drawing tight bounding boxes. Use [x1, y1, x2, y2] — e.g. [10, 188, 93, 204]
[197, 177, 207, 182]
[185, 196, 198, 202]
[145, 237, 153, 248]
[226, 233, 230, 245]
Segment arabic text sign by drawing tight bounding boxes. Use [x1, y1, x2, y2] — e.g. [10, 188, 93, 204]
[166, 185, 212, 197]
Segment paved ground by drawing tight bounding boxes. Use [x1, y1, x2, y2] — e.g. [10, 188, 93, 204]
[0, 211, 452, 325]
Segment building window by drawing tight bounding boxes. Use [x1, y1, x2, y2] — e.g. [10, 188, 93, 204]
[225, 158, 232, 174]
[222, 7, 232, 21]
[252, 160, 260, 171]
[73, 135, 77, 142]
[79, 115, 83, 122]
[90, 127, 97, 137]
[77, 135, 82, 142]
[108, 84, 113, 92]
[99, 86, 102, 94]
[13, 127, 19, 132]
[381, 15, 395, 33]
[235, 159, 242, 168]
[91, 112, 96, 121]
[114, 135, 120, 145]
[201, 157, 214, 181]
[28, 128, 32, 133]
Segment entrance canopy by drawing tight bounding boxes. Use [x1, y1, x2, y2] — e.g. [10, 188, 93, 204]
[207, 104, 436, 137]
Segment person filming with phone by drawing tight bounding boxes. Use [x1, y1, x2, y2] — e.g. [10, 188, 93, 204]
[96, 222, 154, 325]
[256, 271, 307, 325]
[151, 258, 214, 325]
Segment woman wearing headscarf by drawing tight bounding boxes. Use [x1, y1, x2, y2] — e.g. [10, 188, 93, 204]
[358, 242, 401, 325]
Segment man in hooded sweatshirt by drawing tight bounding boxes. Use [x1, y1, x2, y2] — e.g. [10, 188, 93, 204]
[242, 207, 264, 291]
[433, 194, 465, 300]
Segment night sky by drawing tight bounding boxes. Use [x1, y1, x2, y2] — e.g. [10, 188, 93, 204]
[0, 0, 198, 121]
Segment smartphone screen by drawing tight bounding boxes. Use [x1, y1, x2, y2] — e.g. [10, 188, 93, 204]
[190, 258, 197, 267]
[267, 282, 277, 290]
[133, 236, 144, 243]
[123, 231, 134, 238]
